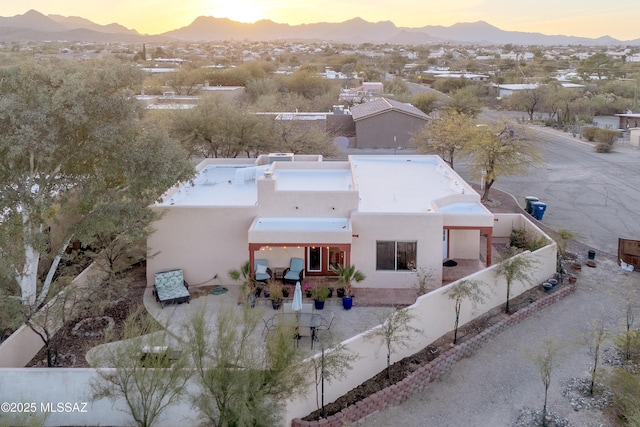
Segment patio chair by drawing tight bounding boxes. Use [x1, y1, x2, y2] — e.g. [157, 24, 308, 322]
[153, 269, 190, 308]
[283, 302, 294, 313]
[254, 259, 272, 283]
[296, 326, 313, 349]
[315, 312, 335, 340]
[283, 257, 304, 285]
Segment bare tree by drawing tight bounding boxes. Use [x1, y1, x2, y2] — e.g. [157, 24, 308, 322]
[445, 279, 487, 345]
[582, 317, 608, 396]
[527, 338, 564, 427]
[366, 308, 422, 379]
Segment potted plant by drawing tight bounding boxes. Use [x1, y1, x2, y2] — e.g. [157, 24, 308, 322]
[267, 279, 284, 310]
[304, 282, 313, 298]
[282, 284, 291, 298]
[331, 264, 366, 310]
[311, 284, 330, 310]
[228, 261, 258, 307]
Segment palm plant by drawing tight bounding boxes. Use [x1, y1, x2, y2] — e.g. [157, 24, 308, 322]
[330, 264, 366, 297]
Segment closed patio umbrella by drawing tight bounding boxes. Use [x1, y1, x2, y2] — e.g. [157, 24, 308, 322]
[292, 281, 303, 312]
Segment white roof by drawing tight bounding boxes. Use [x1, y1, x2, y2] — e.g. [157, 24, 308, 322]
[349, 155, 480, 213]
[273, 169, 353, 191]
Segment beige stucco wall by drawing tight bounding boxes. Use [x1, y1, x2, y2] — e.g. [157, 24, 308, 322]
[449, 229, 481, 258]
[284, 240, 557, 424]
[350, 211, 444, 288]
[146, 205, 257, 287]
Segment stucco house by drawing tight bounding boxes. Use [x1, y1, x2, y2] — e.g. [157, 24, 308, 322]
[146, 154, 494, 292]
[349, 98, 430, 149]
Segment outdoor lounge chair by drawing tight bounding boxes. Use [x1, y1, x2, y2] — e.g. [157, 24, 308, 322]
[254, 259, 272, 283]
[283, 257, 304, 285]
[153, 269, 190, 308]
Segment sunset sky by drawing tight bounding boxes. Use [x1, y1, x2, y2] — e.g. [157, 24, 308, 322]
[2, 0, 639, 40]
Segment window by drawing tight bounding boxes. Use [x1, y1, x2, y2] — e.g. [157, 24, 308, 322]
[376, 241, 417, 271]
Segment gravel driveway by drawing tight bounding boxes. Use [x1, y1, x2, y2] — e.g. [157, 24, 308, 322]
[364, 255, 635, 427]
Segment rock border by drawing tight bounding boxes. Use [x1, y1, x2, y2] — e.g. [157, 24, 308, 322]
[292, 282, 577, 427]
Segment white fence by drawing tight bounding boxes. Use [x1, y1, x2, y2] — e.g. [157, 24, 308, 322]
[0, 214, 556, 427]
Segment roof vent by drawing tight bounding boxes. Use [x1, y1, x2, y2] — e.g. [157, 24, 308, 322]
[268, 153, 294, 164]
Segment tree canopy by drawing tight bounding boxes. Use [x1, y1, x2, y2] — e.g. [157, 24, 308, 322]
[0, 58, 194, 306]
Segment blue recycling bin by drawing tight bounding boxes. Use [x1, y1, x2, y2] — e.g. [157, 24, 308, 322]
[531, 202, 547, 220]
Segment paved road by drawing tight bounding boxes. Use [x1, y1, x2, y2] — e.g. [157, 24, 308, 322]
[456, 116, 640, 255]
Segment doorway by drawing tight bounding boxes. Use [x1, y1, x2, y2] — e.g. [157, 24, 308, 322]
[306, 246, 345, 275]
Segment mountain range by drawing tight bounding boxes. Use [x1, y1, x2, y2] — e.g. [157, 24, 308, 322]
[1, 10, 638, 46]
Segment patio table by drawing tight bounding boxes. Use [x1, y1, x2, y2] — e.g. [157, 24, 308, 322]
[271, 312, 323, 348]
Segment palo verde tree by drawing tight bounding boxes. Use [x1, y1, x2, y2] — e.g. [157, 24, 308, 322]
[445, 279, 487, 345]
[0, 58, 194, 307]
[366, 308, 422, 380]
[527, 338, 564, 427]
[495, 249, 538, 314]
[90, 308, 192, 427]
[465, 120, 541, 202]
[310, 332, 359, 417]
[185, 306, 308, 427]
[410, 111, 475, 169]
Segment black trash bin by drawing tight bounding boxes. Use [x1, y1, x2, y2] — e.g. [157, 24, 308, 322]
[525, 196, 539, 214]
[588, 250, 596, 260]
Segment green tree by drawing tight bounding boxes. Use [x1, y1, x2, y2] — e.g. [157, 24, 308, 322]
[410, 111, 475, 169]
[172, 96, 274, 158]
[271, 120, 338, 157]
[446, 85, 482, 117]
[506, 87, 544, 121]
[286, 69, 333, 99]
[445, 279, 487, 344]
[185, 306, 308, 427]
[412, 91, 440, 115]
[0, 58, 194, 307]
[495, 249, 537, 314]
[365, 308, 422, 379]
[91, 308, 191, 427]
[578, 53, 615, 81]
[384, 76, 410, 97]
[465, 120, 541, 202]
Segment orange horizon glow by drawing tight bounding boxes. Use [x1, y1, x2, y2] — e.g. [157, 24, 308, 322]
[3, 1, 640, 40]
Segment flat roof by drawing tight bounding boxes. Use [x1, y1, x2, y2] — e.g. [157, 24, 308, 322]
[251, 217, 349, 231]
[438, 202, 489, 215]
[160, 164, 260, 206]
[349, 155, 477, 213]
[274, 169, 353, 191]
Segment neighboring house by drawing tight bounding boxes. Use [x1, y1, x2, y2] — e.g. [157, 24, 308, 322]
[349, 98, 430, 148]
[494, 83, 584, 98]
[616, 112, 640, 129]
[146, 154, 495, 291]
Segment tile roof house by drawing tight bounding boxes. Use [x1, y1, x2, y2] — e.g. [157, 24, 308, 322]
[349, 98, 430, 149]
[146, 154, 494, 293]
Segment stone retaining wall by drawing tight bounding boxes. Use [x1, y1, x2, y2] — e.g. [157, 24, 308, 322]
[291, 283, 576, 427]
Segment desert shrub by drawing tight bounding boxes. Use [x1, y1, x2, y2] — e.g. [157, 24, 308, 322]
[595, 128, 619, 144]
[595, 142, 614, 153]
[510, 227, 549, 252]
[608, 368, 640, 425]
[582, 126, 598, 141]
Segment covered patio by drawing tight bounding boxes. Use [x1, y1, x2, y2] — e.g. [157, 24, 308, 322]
[247, 217, 353, 281]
